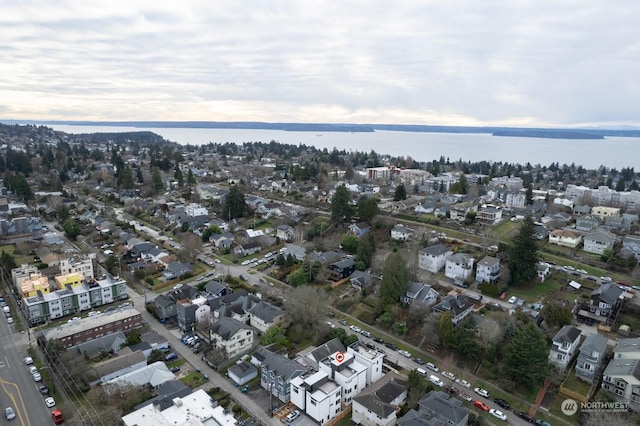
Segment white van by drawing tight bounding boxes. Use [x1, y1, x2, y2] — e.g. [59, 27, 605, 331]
[415, 367, 427, 377]
[429, 375, 444, 387]
[426, 362, 438, 372]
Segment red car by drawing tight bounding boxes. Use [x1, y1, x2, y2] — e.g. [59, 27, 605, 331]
[474, 400, 490, 411]
[51, 409, 64, 425]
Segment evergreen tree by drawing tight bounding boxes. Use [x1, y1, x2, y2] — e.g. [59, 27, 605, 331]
[379, 252, 408, 309]
[187, 168, 196, 185]
[152, 168, 164, 193]
[504, 322, 548, 389]
[393, 183, 407, 201]
[526, 183, 533, 205]
[438, 312, 454, 348]
[222, 185, 247, 220]
[330, 185, 353, 223]
[120, 164, 135, 189]
[357, 197, 379, 222]
[508, 215, 538, 286]
[356, 232, 375, 269]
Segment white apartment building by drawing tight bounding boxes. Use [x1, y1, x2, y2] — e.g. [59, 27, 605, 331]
[347, 342, 385, 386]
[290, 371, 343, 425]
[318, 351, 368, 406]
[59, 253, 97, 279]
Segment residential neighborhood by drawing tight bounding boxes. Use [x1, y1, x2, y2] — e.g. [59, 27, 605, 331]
[1, 123, 640, 425]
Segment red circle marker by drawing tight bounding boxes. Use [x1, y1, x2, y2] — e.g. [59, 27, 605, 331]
[335, 352, 345, 363]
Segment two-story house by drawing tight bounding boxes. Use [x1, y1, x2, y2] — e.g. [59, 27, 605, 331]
[328, 258, 356, 281]
[475, 256, 500, 284]
[583, 229, 616, 255]
[276, 224, 297, 242]
[601, 338, 640, 412]
[390, 224, 415, 241]
[548, 229, 582, 248]
[476, 206, 503, 225]
[444, 253, 475, 282]
[401, 282, 439, 306]
[248, 301, 286, 334]
[352, 373, 407, 426]
[589, 282, 624, 323]
[575, 333, 610, 384]
[418, 244, 453, 273]
[433, 296, 474, 326]
[210, 317, 253, 359]
[548, 325, 582, 372]
[349, 222, 372, 238]
[576, 214, 602, 232]
[254, 346, 307, 403]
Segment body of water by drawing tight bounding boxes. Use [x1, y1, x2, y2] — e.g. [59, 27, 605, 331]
[46, 124, 638, 170]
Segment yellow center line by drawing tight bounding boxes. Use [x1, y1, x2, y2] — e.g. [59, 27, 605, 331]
[0, 375, 31, 426]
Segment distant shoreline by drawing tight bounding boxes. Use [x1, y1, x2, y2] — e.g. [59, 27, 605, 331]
[3, 120, 640, 139]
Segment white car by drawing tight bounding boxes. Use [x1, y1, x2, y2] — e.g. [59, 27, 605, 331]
[508, 296, 517, 304]
[474, 387, 489, 398]
[5, 407, 15, 420]
[24, 357, 33, 365]
[489, 408, 507, 421]
[455, 378, 471, 388]
[32, 372, 42, 382]
[350, 325, 362, 333]
[398, 350, 412, 358]
[325, 321, 335, 328]
[29, 366, 38, 375]
[45, 397, 56, 408]
[429, 375, 444, 387]
[442, 371, 456, 380]
[6, 317, 13, 324]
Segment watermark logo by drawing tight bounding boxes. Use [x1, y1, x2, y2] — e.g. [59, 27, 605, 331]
[561, 398, 628, 416]
[561, 399, 578, 416]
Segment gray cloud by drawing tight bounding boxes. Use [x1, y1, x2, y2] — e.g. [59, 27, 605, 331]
[1, 0, 639, 126]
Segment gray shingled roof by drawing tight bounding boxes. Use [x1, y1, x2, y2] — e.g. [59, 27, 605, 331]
[591, 282, 623, 305]
[419, 391, 469, 424]
[553, 325, 581, 344]
[210, 317, 252, 340]
[579, 333, 609, 356]
[421, 244, 451, 256]
[248, 301, 283, 323]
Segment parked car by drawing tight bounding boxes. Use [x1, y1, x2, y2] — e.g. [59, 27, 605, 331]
[429, 375, 444, 387]
[508, 296, 517, 304]
[534, 420, 552, 426]
[398, 349, 412, 358]
[24, 357, 33, 365]
[5, 407, 15, 420]
[32, 372, 42, 382]
[170, 366, 181, 373]
[360, 330, 372, 338]
[39, 385, 49, 395]
[426, 362, 439, 372]
[413, 357, 425, 365]
[474, 400, 490, 411]
[339, 319, 347, 326]
[6, 317, 13, 324]
[45, 397, 56, 408]
[286, 410, 300, 422]
[494, 398, 510, 410]
[459, 393, 472, 402]
[350, 325, 362, 333]
[442, 371, 456, 380]
[165, 353, 178, 361]
[373, 336, 385, 344]
[384, 342, 397, 351]
[474, 387, 489, 398]
[455, 378, 471, 388]
[490, 408, 507, 421]
[51, 409, 64, 425]
[517, 411, 534, 422]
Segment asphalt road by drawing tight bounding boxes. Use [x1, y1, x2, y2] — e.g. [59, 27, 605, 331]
[0, 309, 53, 426]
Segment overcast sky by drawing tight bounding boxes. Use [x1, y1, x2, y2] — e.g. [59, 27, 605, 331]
[1, 1, 639, 127]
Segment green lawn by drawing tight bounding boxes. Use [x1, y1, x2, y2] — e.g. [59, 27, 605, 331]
[562, 369, 591, 396]
[505, 277, 562, 303]
[180, 371, 209, 388]
[489, 220, 519, 242]
[0, 244, 35, 266]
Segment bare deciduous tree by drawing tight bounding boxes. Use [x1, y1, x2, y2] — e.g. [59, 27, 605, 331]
[284, 286, 327, 343]
[478, 318, 504, 349]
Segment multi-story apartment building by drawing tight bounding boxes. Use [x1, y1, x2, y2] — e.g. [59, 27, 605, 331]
[40, 307, 142, 348]
[290, 371, 343, 425]
[59, 253, 97, 279]
[23, 276, 128, 327]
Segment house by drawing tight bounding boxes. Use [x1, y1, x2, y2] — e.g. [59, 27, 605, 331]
[532, 224, 550, 240]
[210, 317, 254, 359]
[476, 206, 503, 225]
[90, 349, 148, 384]
[133, 380, 191, 411]
[317, 351, 368, 407]
[254, 346, 307, 403]
[573, 204, 591, 216]
[399, 390, 469, 426]
[622, 235, 640, 260]
[204, 281, 228, 298]
[601, 359, 640, 412]
[162, 261, 192, 280]
[248, 301, 286, 334]
[583, 229, 616, 255]
[289, 370, 342, 424]
[432, 296, 474, 326]
[352, 373, 407, 426]
[575, 333, 610, 384]
[444, 253, 475, 281]
[390, 224, 415, 241]
[537, 263, 551, 281]
[209, 232, 234, 249]
[592, 206, 621, 221]
[233, 242, 261, 257]
[348, 341, 386, 386]
[350, 270, 376, 291]
[227, 361, 258, 386]
[402, 282, 439, 305]
[589, 282, 624, 322]
[475, 256, 500, 284]
[418, 244, 453, 273]
[449, 202, 478, 222]
[328, 258, 356, 281]
[548, 325, 582, 372]
[276, 224, 296, 242]
[349, 222, 372, 238]
[548, 229, 582, 248]
[415, 200, 436, 214]
[576, 214, 602, 232]
[154, 294, 177, 321]
[281, 244, 306, 261]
